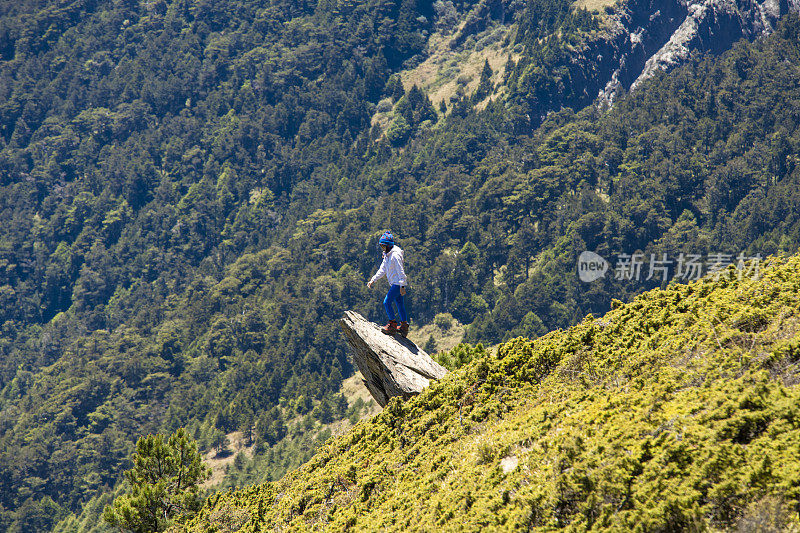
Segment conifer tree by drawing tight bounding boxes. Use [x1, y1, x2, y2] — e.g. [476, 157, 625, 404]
[103, 428, 210, 532]
[424, 334, 437, 354]
[474, 59, 494, 102]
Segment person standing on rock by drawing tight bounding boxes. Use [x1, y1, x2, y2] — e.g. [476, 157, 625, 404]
[367, 231, 409, 337]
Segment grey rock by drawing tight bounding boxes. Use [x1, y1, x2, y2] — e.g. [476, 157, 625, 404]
[630, 0, 791, 91]
[462, 0, 796, 128]
[594, 0, 800, 107]
[339, 311, 448, 407]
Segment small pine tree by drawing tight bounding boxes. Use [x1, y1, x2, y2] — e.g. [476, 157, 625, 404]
[210, 429, 228, 456]
[233, 451, 247, 471]
[335, 393, 349, 418]
[424, 334, 437, 353]
[384, 74, 405, 101]
[239, 410, 255, 447]
[103, 428, 210, 532]
[314, 397, 335, 424]
[474, 59, 494, 101]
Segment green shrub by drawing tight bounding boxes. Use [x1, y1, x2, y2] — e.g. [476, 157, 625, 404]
[434, 312, 454, 331]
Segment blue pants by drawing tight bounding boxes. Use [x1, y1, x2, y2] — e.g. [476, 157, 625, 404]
[383, 284, 408, 323]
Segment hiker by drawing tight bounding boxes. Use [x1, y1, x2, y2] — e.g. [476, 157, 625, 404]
[367, 231, 409, 337]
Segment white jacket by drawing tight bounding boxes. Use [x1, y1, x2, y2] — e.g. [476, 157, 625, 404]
[370, 246, 407, 286]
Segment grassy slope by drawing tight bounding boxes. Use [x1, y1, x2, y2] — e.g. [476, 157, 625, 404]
[180, 255, 800, 531]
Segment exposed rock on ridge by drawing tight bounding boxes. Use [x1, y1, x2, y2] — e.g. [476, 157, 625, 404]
[339, 311, 448, 407]
[629, 0, 793, 91]
[598, 0, 799, 104]
[515, 0, 798, 121]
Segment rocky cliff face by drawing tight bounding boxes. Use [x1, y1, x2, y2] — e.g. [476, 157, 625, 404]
[522, 0, 798, 117]
[338, 311, 448, 407]
[596, 0, 798, 105]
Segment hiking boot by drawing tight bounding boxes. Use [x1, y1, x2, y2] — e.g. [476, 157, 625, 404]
[381, 320, 398, 335]
[398, 321, 409, 338]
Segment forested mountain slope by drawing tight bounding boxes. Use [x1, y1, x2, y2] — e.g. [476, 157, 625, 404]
[1, 0, 800, 530]
[182, 254, 800, 531]
[0, 0, 441, 529]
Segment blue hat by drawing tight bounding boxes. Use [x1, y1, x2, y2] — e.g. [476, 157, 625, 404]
[379, 232, 395, 246]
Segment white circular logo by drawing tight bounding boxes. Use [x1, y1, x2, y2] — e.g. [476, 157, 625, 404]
[577, 251, 608, 282]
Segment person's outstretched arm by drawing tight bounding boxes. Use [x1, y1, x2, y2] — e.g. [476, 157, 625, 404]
[368, 255, 387, 288]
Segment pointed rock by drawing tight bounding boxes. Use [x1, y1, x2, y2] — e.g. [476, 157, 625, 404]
[339, 311, 448, 407]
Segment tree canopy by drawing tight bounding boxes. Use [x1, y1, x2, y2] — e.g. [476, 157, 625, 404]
[103, 428, 210, 532]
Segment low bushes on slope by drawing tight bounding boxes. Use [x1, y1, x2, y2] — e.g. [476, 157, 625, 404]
[182, 255, 800, 531]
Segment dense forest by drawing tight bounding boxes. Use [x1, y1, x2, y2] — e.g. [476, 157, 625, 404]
[1, 0, 800, 529]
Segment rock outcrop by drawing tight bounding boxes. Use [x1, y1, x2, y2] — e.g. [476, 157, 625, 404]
[628, 0, 792, 91]
[513, 0, 798, 119]
[339, 311, 448, 407]
[596, 0, 799, 105]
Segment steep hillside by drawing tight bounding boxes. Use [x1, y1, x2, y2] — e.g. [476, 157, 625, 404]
[182, 254, 800, 531]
